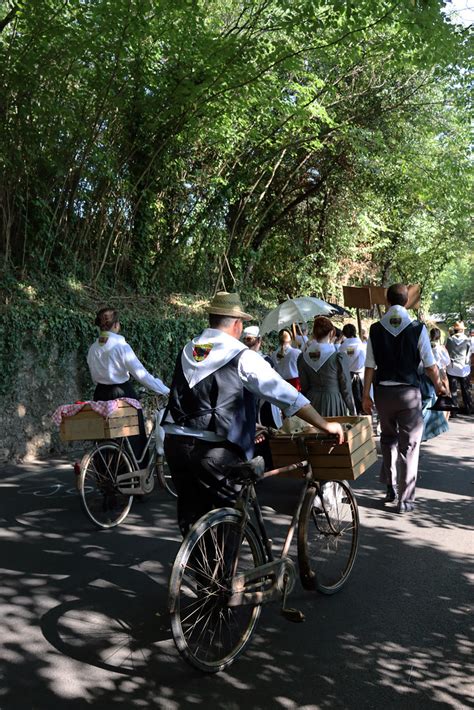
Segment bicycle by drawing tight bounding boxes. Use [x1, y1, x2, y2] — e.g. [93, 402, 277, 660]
[78, 398, 176, 529]
[168, 434, 359, 673]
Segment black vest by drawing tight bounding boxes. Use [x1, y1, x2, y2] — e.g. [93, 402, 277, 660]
[167, 351, 256, 459]
[370, 320, 424, 387]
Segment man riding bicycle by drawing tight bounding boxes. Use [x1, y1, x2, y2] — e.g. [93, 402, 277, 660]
[163, 291, 344, 535]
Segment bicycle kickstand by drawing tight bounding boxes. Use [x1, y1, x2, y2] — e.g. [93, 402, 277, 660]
[280, 573, 305, 623]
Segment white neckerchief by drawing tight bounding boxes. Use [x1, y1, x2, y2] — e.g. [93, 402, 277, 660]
[339, 337, 365, 371]
[303, 341, 336, 373]
[451, 333, 468, 344]
[181, 328, 246, 388]
[96, 331, 126, 349]
[380, 305, 413, 337]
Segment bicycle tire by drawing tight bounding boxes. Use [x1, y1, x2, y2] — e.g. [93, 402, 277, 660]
[297, 480, 359, 595]
[169, 508, 266, 673]
[79, 441, 134, 529]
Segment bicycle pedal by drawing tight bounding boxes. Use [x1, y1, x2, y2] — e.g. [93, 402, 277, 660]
[281, 607, 305, 623]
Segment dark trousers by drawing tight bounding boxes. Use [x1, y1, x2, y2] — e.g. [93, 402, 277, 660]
[374, 385, 423, 504]
[164, 434, 244, 535]
[447, 375, 472, 414]
[93, 381, 148, 464]
[350, 372, 364, 414]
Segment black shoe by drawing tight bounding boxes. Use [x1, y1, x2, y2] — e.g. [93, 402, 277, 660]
[397, 501, 415, 513]
[384, 486, 396, 503]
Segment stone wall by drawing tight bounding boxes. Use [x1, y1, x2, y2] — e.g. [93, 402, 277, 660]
[0, 348, 90, 462]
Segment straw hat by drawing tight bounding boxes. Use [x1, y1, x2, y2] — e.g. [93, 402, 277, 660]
[453, 321, 465, 331]
[207, 291, 253, 320]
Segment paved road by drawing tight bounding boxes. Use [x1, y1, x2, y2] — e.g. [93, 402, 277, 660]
[0, 416, 472, 710]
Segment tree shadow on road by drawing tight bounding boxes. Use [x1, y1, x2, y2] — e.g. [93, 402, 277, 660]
[0, 460, 472, 709]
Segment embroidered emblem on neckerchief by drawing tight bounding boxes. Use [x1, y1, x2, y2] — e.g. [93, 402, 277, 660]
[309, 351, 321, 360]
[346, 347, 355, 356]
[192, 343, 213, 362]
[389, 317, 402, 328]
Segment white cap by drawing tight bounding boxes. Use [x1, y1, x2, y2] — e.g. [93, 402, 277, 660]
[243, 325, 260, 338]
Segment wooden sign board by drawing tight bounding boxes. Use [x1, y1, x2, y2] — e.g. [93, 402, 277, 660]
[369, 286, 387, 306]
[343, 286, 372, 309]
[407, 284, 421, 310]
[343, 284, 420, 310]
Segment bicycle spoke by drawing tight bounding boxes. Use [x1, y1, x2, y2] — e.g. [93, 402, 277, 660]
[79, 444, 133, 528]
[170, 514, 264, 671]
[299, 482, 359, 594]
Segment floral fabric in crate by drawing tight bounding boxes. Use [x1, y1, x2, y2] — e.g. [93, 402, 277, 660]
[52, 398, 141, 426]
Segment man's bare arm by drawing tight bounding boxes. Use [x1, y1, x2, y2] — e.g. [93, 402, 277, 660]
[362, 367, 375, 414]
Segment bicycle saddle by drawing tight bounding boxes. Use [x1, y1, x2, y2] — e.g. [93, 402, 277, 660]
[228, 456, 265, 483]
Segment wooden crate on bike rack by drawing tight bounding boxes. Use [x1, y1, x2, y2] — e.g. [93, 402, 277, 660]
[268, 416, 377, 481]
[59, 401, 140, 441]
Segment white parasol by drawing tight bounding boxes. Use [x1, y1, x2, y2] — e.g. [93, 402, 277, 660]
[260, 296, 334, 335]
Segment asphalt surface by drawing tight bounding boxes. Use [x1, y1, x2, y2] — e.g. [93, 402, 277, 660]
[0, 415, 472, 710]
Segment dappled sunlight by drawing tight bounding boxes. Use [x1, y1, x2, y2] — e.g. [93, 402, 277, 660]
[0, 433, 472, 707]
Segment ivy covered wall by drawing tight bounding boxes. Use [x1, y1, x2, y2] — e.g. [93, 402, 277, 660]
[0, 301, 206, 460]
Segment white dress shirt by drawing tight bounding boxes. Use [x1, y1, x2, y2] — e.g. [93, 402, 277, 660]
[295, 334, 309, 351]
[164, 328, 309, 440]
[271, 345, 301, 379]
[431, 342, 450, 370]
[365, 307, 435, 385]
[87, 332, 170, 395]
[338, 337, 367, 374]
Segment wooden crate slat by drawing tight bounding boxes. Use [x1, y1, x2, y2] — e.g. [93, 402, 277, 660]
[108, 406, 138, 419]
[59, 403, 139, 441]
[350, 438, 377, 466]
[105, 425, 140, 438]
[311, 448, 378, 481]
[270, 415, 377, 480]
[106, 415, 139, 428]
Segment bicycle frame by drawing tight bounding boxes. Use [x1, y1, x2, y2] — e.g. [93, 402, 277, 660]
[228, 436, 347, 609]
[114, 408, 163, 494]
[228, 460, 315, 608]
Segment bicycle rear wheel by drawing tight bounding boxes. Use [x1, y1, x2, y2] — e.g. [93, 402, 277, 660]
[169, 509, 265, 673]
[297, 480, 359, 595]
[79, 441, 134, 528]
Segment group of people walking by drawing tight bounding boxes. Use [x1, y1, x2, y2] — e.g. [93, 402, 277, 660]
[85, 285, 472, 529]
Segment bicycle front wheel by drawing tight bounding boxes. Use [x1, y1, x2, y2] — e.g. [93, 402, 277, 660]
[169, 509, 266, 673]
[79, 441, 134, 529]
[298, 480, 359, 595]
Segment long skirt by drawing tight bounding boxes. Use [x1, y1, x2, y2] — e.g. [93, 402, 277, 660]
[420, 376, 449, 442]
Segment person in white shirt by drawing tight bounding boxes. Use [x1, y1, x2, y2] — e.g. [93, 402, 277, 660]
[87, 307, 169, 459]
[338, 323, 367, 413]
[295, 323, 309, 351]
[429, 328, 450, 381]
[242, 325, 282, 429]
[445, 321, 472, 415]
[271, 329, 302, 390]
[362, 284, 446, 513]
[163, 292, 343, 534]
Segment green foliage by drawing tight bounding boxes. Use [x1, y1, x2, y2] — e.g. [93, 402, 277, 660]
[0, 275, 207, 399]
[0, 0, 472, 303]
[431, 254, 474, 323]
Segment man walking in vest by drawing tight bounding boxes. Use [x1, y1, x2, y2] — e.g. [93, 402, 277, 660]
[163, 291, 344, 535]
[445, 321, 472, 415]
[362, 284, 446, 513]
